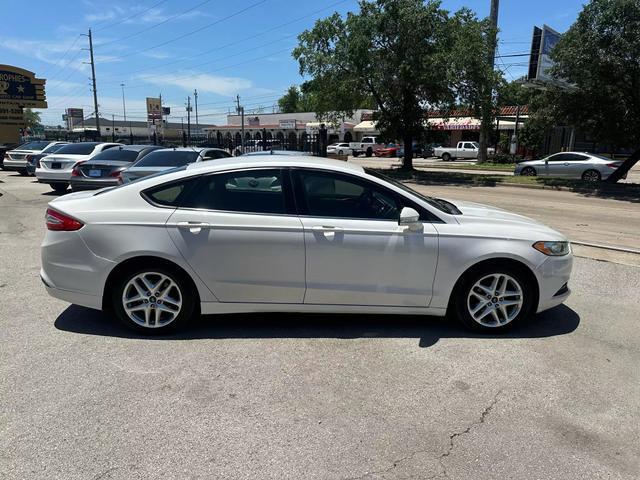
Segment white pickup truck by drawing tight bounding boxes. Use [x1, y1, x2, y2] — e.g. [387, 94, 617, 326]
[433, 141, 495, 161]
[349, 136, 384, 157]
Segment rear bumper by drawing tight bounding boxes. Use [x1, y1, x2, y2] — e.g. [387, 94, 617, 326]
[41, 270, 102, 310]
[35, 169, 74, 183]
[3, 159, 27, 170]
[70, 178, 119, 190]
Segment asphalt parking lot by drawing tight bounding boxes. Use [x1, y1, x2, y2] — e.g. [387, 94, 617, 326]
[2, 170, 639, 480]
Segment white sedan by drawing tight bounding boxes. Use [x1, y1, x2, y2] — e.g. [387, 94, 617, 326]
[36, 142, 123, 193]
[327, 143, 352, 156]
[41, 157, 572, 334]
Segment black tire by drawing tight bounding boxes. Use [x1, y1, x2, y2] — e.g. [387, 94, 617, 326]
[112, 266, 196, 334]
[51, 183, 69, 193]
[353, 151, 360, 157]
[338, 149, 344, 155]
[521, 167, 536, 176]
[442, 152, 451, 162]
[366, 147, 373, 157]
[582, 169, 601, 182]
[19, 169, 29, 176]
[451, 263, 536, 333]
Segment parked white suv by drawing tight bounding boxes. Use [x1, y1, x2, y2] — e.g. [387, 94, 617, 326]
[3, 141, 69, 175]
[36, 142, 122, 193]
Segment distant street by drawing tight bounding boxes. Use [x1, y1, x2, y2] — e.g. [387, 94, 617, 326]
[1, 170, 640, 480]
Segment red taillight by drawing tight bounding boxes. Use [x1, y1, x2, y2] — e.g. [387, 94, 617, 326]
[25, 154, 33, 161]
[110, 171, 123, 184]
[45, 208, 83, 231]
[71, 167, 80, 177]
[607, 162, 622, 169]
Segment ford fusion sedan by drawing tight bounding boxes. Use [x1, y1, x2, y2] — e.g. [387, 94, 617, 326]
[42, 157, 572, 335]
[514, 152, 623, 181]
[3, 141, 69, 175]
[36, 142, 123, 192]
[69, 145, 163, 191]
[121, 147, 231, 183]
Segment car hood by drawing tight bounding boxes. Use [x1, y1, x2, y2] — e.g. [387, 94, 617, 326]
[447, 199, 566, 241]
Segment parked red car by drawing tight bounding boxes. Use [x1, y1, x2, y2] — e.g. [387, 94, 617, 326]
[373, 143, 400, 157]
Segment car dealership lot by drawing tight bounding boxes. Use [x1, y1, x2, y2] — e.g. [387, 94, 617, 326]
[1, 171, 639, 479]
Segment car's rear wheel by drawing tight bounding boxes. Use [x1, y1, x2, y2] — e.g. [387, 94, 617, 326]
[582, 169, 601, 182]
[113, 267, 195, 334]
[442, 153, 451, 162]
[338, 149, 344, 155]
[452, 265, 535, 333]
[51, 183, 68, 193]
[521, 167, 536, 176]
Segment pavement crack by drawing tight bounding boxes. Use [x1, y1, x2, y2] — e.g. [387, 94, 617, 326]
[437, 390, 502, 479]
[343, 447, 434, 480]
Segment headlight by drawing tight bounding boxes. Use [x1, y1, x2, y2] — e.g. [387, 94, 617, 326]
[533, 241, 571, 256]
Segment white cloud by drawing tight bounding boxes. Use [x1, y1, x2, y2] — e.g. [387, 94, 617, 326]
[0, 35, 87, 72]
[135, 72, 252, 96]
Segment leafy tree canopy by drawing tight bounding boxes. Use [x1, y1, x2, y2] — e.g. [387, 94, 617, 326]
[293, 0, 497, 168]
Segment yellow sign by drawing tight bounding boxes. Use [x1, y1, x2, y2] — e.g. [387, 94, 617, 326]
[0, 64, 47, 108]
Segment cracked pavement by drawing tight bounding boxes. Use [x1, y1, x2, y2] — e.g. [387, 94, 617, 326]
[2, 171, 640, 479]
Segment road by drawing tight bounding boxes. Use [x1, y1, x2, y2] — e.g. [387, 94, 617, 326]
[1, 171, 639, 480]
[351, 156, 640, 183]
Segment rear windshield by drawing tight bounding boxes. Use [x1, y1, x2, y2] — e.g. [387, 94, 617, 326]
[44, 144, 66, 154]
[134, 150, 199, 167]
[55, 143, 99, 155]
[90, 149, 140, 162]
[17, 141, 50, 151]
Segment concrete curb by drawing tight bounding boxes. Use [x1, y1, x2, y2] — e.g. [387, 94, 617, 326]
[571, 241, 640, 255]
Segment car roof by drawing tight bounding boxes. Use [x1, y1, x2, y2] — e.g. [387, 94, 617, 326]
[185, 155, 364, 174]
[242, 150, 313, 157]
[153, 147, 222, 153]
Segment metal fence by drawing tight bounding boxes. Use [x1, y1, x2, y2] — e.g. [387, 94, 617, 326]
[43, 128, 329, 156]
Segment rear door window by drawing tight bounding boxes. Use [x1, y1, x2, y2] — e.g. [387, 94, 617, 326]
[182, 169, 287, 215]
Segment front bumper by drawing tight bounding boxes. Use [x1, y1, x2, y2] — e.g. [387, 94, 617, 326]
[535, 252, 573, 313]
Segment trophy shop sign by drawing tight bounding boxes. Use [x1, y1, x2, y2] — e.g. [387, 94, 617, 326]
[0, 65, 47, 110]
[0, 65, 47, 142]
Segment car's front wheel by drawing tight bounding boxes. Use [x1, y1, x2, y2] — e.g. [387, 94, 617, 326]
[452, 265, 535, 332]
[113, 267, 196, 334]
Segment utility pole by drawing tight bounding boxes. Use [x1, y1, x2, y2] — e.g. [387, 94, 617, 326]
[236, 94, 245, 154]
[194, 89, 199, 134]
[85, 29, 100, 138]
[186, 96, 191, 145]
[479, 0, 499, 163]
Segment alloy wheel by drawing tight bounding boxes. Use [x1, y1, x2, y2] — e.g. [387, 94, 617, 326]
[122, 272, 182, 328]
[582, 170, 600, 181]
[467, 273, 523, 327]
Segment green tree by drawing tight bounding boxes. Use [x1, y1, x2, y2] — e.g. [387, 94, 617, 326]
[548, 0, 640, 182]
[294, 0, 462, 169]
[23, 108, 41, 128]
[277, 86, 301, 113]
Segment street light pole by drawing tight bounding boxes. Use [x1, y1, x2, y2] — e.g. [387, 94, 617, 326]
[120, 83, 129, 142]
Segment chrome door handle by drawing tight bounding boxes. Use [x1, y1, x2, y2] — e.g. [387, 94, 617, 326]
[311, 226, 343, 232]
[563, 163, 570, 166]
[177, 222, 211, 229]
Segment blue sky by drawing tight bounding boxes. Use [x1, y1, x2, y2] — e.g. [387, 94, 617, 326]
[0, 0, 586, 126]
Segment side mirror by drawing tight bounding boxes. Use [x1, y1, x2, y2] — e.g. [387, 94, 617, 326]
[399, 207, 422, 230]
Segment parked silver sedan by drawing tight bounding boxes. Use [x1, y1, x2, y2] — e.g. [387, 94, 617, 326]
[514, 152, 623, 181]
[121, 147, 231, 183]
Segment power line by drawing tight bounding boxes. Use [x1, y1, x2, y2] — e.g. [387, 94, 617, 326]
[98, 0, 348, 79]
[40, 35, 83, 76]
[94, 0, 169, 32]
[95, 0, 215, 47]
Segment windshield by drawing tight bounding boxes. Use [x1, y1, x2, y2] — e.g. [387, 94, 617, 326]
[365, 168, 461, 215]
[16, 141, 50, 151]
[90, 149, 140, 162]
[134, 150, 199, 167]
[55, 143, 99, 155]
